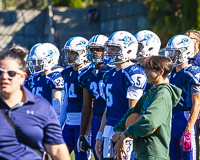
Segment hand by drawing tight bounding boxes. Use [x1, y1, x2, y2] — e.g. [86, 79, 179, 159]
[180, 132, 192, 151]
[112, 132, 122, 142]
[77, 135, 91, 152]
[114, 132, 127, 160]
[95, 138, 103, 160]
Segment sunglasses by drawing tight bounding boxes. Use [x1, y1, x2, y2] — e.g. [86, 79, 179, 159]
[0, 68, 24, 79]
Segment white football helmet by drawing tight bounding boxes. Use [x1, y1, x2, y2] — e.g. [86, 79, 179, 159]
[87, 34, 108, 64]
[27, 43, 60, 74]
[104, 31, 138, 64]
[62, 36, 88, 66]
[165, 35, 194, 66]
[134, 30, 161, 59]
[27, 43, 42, 74]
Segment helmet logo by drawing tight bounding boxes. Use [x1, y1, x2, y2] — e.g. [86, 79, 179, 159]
[120, 36, 133, 46]
[48, 50, 54, 58]
[77, 40, 87, 47]
[141, 34, 154, 43]
[178, 38, 190, 45]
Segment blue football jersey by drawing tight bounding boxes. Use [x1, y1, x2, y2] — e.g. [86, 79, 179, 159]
[170, 65, 200, 114]
[79, 65, 114, 117]
[62, 65, 90, 113]
[103, 64, 147, 127]
[25, 71, 64, 104]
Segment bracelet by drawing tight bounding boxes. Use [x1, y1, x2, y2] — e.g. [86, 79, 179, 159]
[96, 131, 103, 140]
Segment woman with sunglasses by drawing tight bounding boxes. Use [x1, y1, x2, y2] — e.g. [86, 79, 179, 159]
[0, 50, 70, 160]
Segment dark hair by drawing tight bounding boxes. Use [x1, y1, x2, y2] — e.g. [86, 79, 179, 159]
[144, 56, 173, 78]
[0, 50, 27, 71]
[185, 30, 200, 41]
[10, 46, 28, 61]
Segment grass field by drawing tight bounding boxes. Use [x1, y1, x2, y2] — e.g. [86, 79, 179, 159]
[70, 137, 200, 160]
[70, 151, 95, 160]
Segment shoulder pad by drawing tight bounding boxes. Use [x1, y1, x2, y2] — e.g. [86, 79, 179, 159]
[78, 67, 94, 88]
[102, 67, 116, 82]
[61, 66, 73, 78]
[185, 65, 200, 84]
[52, 65, 64, 73]
[78, 63, 92, 74]
[47, 71, 64, 89]
[123, 65, 147, 89]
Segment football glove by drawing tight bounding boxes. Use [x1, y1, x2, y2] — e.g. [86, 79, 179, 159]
[77, 135, 92, 152]
[180, 132, 192, 151]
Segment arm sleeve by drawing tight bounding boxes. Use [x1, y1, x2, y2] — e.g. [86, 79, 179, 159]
[126, 86, 143, 100]
[124, 89, 171, 139]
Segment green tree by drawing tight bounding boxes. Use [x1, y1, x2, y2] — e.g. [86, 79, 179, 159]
[53, 0, 82, 7]
[68, 0, 82, 8]
[144, 0, 199, 47]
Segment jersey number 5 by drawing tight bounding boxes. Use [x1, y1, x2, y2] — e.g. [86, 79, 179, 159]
[106, 84, 113, 107]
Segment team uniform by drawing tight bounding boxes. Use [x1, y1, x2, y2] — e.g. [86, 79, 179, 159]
[169, 65, 200, 160]
[60, 64, 91, 160]
[79, 64, 113, 159]
[189, 50, 200, 66]
[102, 64, 147, 159]
[24, 71, 64, 116]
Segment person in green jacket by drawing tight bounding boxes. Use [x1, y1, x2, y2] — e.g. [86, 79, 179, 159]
[112, 56, 182, 160]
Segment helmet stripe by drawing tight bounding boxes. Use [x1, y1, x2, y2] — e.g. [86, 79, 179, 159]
[109, 31, 119, 40]
[30, 43, 42, 56]
[93, 34, 99, 42]
[168, 35, 177, 47]
[66, 36, 78, 46]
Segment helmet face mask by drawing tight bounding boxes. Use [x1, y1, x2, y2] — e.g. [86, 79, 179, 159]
[88, 46, 105, 64]
[165, 35, 194, 66]
[62, 36, 88, 66]
[104, 45, 122, 64]
[135, 30, 161, 60]
[104, 31, 138, 64]
[87, 35, 108, 64]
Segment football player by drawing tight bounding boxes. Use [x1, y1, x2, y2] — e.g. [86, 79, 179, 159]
[77, 34, 113, 160]
[134, 30, 161, 66]
[59, 36, 90, 160]
[25, 43, 64, 117]
[165, 35, 200, 160]
[135, 30, 161, 92]
[185, 30, 200, 66]
[95, 31, 147, 160]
